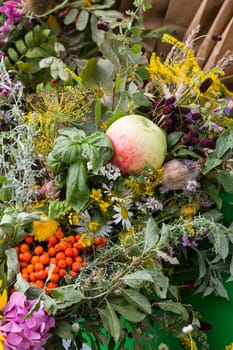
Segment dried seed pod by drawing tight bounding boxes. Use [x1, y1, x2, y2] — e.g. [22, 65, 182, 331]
[161, 159, 200, 190]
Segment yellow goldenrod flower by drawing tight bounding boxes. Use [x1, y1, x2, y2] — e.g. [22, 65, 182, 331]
[33, 215, 59, 241]
[162, 33, 186, 51]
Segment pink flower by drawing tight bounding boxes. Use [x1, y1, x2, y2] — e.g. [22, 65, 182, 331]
[1, 292, 55, 350]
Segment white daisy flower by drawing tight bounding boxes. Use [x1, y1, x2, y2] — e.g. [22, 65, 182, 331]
[75, 210, 112, 237]
[112, 202, 133, 230]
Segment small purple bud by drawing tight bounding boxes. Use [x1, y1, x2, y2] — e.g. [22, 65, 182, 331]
[188, 136, 200, 145]
[211, 34, 222, 42]
[200, 138, 215, 148]
[165, 96, 176, 105]
[153, 98, 166, 108]
[200, 77, 213, 93]
[165, 117, 174, 126]
[97, 23, 109, 31]
[191, 112, 202, 121]
[200, 321, 212, 331]
[162, 104, 175, 115]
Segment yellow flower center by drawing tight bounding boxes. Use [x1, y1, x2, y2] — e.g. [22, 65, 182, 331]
[88, 221, 100, 233]
[121, 206, 129, 219]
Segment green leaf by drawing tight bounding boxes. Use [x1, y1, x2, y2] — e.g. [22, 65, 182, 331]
[51, 135, 81, 164]
[135, 66, 150, 81]
[203, 158, 222, 174]
[149, 268, 169, 299]
[132, 92, 150, 107]
[47, 153, 62, 174]
[120, 288, 151, 314]
[215, 130, 233, 158]
[216, 170, 233, 194]
[58, 127, 86, 140]
[64, 8, 79, 25]
[8, 48, 19, 62]
[48, 200, 68, 219]
[157, 223, 169, 247]
[6, 248, 19, 283]
[75, 10, 89, 31]
[176, 148, 200, 158]
[211, 226, 229, 260]
[82, 132, 113, 171]
[214, 279, 229, 299]
[201, 177, 222, 209]
[196, 250, 207, 279]
[51, 286, 85, 309]
[15, 39, 27, 54]
[24, 31, 34, 47]
[80, 58, 116, 92]
[99, 39, 120, 66]
[98, 301, 121, 343]
[121, 270, 153, 288]
[167, 131, 182, 148]
[143, 217, 159, 254]
[111, 303, 146, 322]
[25, 47, 47, 58]
[157, 300, 189, 320]
[14, 272, 30, 293]
[131, 44, 142, 54]
[56, 321, 74, 339]
[66, 160, 90, 212]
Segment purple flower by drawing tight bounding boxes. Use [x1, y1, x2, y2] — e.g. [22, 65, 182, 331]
[145, 197, 163, 211]
[181, 236, 198, 248]
[224, 98, 233, 117]
[1, 292, 55, 350]
[0, 0, 24, 43]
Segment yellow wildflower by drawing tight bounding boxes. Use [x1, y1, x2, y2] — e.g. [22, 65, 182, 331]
[225, 343, 233, 350]
[0, 289, 7, 310]
[79, 233, 92, 248]
[118, 227, 134, 241]
[180, 205, 194, 220]
[33, 215, 59, 241]
[99, 200, 111, 213]
[90, 188, 103, 202]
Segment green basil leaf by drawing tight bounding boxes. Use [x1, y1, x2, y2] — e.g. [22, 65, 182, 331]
[66, 161, 89, 212]
[52, 135, 81, 164]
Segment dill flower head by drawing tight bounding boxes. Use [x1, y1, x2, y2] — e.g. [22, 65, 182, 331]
[33, 214, 59, 241]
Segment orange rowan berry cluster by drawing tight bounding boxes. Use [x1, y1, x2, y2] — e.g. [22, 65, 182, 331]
[16, 226, 96, 290]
